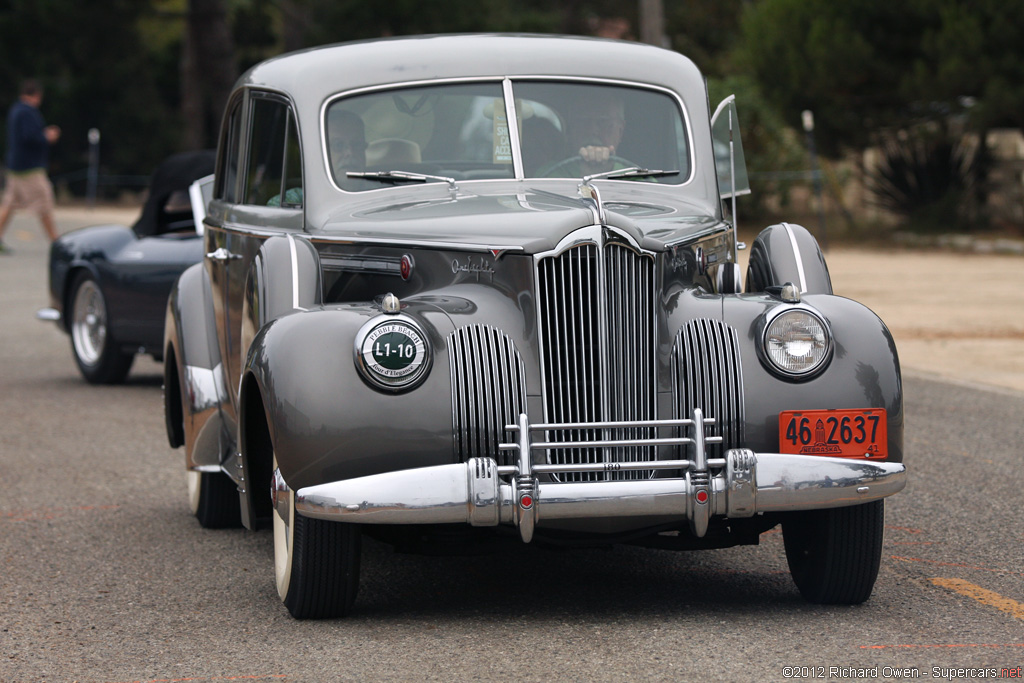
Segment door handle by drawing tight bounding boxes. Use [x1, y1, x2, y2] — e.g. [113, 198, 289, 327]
[205, 247, 241, 261]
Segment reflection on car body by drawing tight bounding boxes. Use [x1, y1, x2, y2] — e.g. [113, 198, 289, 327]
[162, 35, 906, 619]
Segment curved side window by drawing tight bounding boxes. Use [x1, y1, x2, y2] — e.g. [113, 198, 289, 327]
[246, 96, 302, 208]
[215, 96, 243, 203]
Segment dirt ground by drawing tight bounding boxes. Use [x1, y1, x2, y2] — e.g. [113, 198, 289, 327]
[7, 205, 1024, 394]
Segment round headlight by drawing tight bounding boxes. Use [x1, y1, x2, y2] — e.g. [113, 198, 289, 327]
[762, 308, 831, 378]
[354, 315, 431, 391]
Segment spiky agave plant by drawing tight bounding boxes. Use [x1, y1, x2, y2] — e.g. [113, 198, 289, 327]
[867, 133, 979, 232]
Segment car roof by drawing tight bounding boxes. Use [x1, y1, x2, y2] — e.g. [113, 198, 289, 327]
[238, 34, 706, 104]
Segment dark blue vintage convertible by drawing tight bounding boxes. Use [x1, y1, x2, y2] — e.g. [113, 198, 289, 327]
[39, 151, 214, 383]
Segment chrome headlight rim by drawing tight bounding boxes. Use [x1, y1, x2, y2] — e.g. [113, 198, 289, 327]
[758, 304, 833, 381]
[353, 314, 432, 392]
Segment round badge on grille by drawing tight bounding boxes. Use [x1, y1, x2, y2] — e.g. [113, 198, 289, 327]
[355, 316, 431, 391]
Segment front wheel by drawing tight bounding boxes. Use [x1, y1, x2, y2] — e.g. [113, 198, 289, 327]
[782, 500, 884, 604]
[187, 469, 242, 529]
[68, 271, 134, 384]
[273, 458, 360, 619]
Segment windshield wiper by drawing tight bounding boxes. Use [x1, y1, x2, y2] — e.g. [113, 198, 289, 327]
[583, 167, 679, 182]
[347, 170, 458, 192]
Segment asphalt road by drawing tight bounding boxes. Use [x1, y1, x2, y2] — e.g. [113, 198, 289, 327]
[1, 211, 1022, 683]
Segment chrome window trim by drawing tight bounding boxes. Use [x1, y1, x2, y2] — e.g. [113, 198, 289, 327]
[319, 75, 696, 193]
[502, 78, 524, 179]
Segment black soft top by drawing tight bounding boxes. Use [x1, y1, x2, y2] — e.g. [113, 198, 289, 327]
[133, 150, 215, 237]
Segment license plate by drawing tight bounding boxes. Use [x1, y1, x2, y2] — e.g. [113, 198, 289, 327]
[778, 408, 887, 459]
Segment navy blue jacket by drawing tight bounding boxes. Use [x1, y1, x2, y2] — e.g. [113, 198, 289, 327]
[5, 100, 49, 172]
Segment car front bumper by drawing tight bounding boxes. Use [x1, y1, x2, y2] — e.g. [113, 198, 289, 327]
[287, 409, 906, 543]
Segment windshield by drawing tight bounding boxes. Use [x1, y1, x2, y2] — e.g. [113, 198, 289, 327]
[325, 80, 691, 191]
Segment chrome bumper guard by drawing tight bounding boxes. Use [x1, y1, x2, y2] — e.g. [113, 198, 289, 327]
[294, 409, 906, 543]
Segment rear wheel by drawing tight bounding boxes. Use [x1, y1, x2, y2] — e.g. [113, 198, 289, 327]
[273, 457, 360, 619]
[187, 470, 242, 528]
[68, 271, 134, 384]
[783, 500, 884, 604]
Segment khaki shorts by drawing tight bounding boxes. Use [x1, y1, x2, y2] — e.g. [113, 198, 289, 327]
[1, 169, 56, 214]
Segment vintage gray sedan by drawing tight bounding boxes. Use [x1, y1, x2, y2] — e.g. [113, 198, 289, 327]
[164, 35, 906, 618]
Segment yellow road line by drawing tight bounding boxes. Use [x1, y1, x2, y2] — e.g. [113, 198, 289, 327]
[930, 577, 1024, 620]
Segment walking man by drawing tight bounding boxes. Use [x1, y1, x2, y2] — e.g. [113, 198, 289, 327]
[0, 79, 61, 251]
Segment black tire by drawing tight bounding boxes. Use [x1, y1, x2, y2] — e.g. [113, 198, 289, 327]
[273, 458, 360, 619]
[68, 271, 134, 384]
[188, 470, 242, 529]
[783, 500, 884, 605]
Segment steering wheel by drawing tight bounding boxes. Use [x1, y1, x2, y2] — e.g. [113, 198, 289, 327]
[541, 154, 641, 178]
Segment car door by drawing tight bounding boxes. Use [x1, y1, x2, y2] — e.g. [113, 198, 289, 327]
[207, 91, 304, 435]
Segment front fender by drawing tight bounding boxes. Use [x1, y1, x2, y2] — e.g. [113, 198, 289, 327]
[164, 262, 227, 468]
[243, 301, 457, 491]
[50, 224, 137, 331]
[723, 292, 903, 464]
[241, 234, 323, 372]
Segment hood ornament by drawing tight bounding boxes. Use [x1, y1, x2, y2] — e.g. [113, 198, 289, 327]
[578, 180, 607, 225]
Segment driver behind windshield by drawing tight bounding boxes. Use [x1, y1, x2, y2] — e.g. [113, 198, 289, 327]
[570, 94, 625, 174]
[329, 109, 367, 183]
[537, 91, 631, 177]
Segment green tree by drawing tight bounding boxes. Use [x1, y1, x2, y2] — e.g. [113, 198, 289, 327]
[736, 0, 936, 155]
[0, 0, 180, 185]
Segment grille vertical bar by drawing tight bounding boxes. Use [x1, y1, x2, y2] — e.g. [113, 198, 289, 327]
[536, 239, 657, 481]
[672, 319, 745, 458]
[449, 325, 527, 466]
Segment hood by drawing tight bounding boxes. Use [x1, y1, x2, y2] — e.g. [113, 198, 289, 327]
[314, 181, 724, 254]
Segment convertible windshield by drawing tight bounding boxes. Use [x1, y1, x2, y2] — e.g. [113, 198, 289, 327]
[325, 80, 691, 190]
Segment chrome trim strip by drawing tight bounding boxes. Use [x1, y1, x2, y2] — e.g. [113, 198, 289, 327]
[782, 222, 808, 293]
[309, 235, 525, 253]
[511, 417, 714, 430]
[663, 223, 733, 249]
[502, 78, 524, 179]
[320, 254, 403, 275]
[286, 234, 303, 311]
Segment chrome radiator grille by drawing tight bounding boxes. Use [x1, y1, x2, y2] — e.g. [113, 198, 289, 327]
[672, 319, 745, 458]
[536, 240, 657, 481]
[449, 325, 527, 466]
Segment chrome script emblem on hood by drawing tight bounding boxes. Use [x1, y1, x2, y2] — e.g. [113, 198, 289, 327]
[451, 256, 495, 280]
